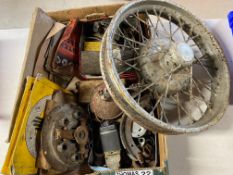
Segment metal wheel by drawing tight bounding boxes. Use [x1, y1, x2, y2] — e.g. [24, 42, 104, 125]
[100, 0, 230, 134]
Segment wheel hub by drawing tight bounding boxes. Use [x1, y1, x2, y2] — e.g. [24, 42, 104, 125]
[139, 40, 194, 95]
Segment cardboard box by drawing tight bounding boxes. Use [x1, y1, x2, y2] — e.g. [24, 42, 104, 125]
[7, 3, 168, 175]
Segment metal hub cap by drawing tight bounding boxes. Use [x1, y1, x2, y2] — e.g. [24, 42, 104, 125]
[140, 40, 194, 95]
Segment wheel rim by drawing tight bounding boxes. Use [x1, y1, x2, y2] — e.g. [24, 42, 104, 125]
[100, 0, 230, 134]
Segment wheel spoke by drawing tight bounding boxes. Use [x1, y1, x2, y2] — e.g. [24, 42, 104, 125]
[150, 94, 164, 115]
[133, 12, 152, 28]
[153, 8, 170, 37]
[145, 9, 155, 28]
[178, 18, 187, 42]
[176, 93, 182, 125]
[168, 15, 173, 41]
[185, 34, 199, 43]
[112, 42, 139, 50]
[189, 66, 193, 100]
[124, 18, 148, 42]
[192, 79, 211, 106]
[118, 63, 138, 74]
[170, 96, 194, 123]
[117, 27, 141, 54]
[195, 56, 214, 81]
[133, 82, 156, 99]
[114, 57, 140, 71]
[194, 78, 212, 91]
[114, 32, 146, 47]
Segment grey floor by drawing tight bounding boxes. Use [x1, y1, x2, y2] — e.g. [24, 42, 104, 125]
[0, 0, 233, 29]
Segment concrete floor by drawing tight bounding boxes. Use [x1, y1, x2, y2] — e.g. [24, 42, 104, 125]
[0, 0, 233, 29]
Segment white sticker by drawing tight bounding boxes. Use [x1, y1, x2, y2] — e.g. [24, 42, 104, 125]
[116, 169, 153, 175]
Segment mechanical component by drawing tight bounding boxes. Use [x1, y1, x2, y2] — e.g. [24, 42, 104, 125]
[100, 0, 230, 134]
[120, 115, 143, 163]
[90, 83, 122, 120]
[142, 143, 153, 159]
[138, 137, 146, 147]
[120, 115, 157, 166]
[139, 41, 194, 95]
[100, 123, 121, 170]
[7, 76, 65, 175]
[132, 122, 147, 138]
[66, 77, 103, 103]
[26, 95, 51, 158]
[41, 103, 89, 172]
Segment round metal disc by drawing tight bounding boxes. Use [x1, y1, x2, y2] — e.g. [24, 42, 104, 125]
[41, 103, 89, 172]
[26, 95, 51, 157]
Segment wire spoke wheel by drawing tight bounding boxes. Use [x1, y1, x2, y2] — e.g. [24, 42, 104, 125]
[100, 0, 230, 134]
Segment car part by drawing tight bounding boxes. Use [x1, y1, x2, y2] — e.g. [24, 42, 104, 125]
[26, 95, 50, 158]
[120, 115, 157, 167]
[100, 0, 230, 134]
[100, 123, 121, 170]
[41, 102, 89, 173]
[132, 122, 147, 138]
[120, 115, 143, 163]
[8, 76, 66, 175]
[90, 83, 122, 120]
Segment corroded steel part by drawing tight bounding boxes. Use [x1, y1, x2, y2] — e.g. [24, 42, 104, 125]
[100, 0, 230, 134]
[120, 115, 157, 166]
[90, 83, 122, 120]
[41, 103, 89, 172]
[120, 115, 143, 162]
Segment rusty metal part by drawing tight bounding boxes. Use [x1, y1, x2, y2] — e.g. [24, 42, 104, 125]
[142, 143, 153, 159]
[26, 95, 51, 158]
[66, 77, 103, 103]
[90, 83, 122, 120]
[120, 115, 143, 163]
[74, 119, 89, 156]
[37, 149, 51, 170]
[41, 103, 89, 172]
[100, 0, 230, 134]
[120, 115, 158, 167]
